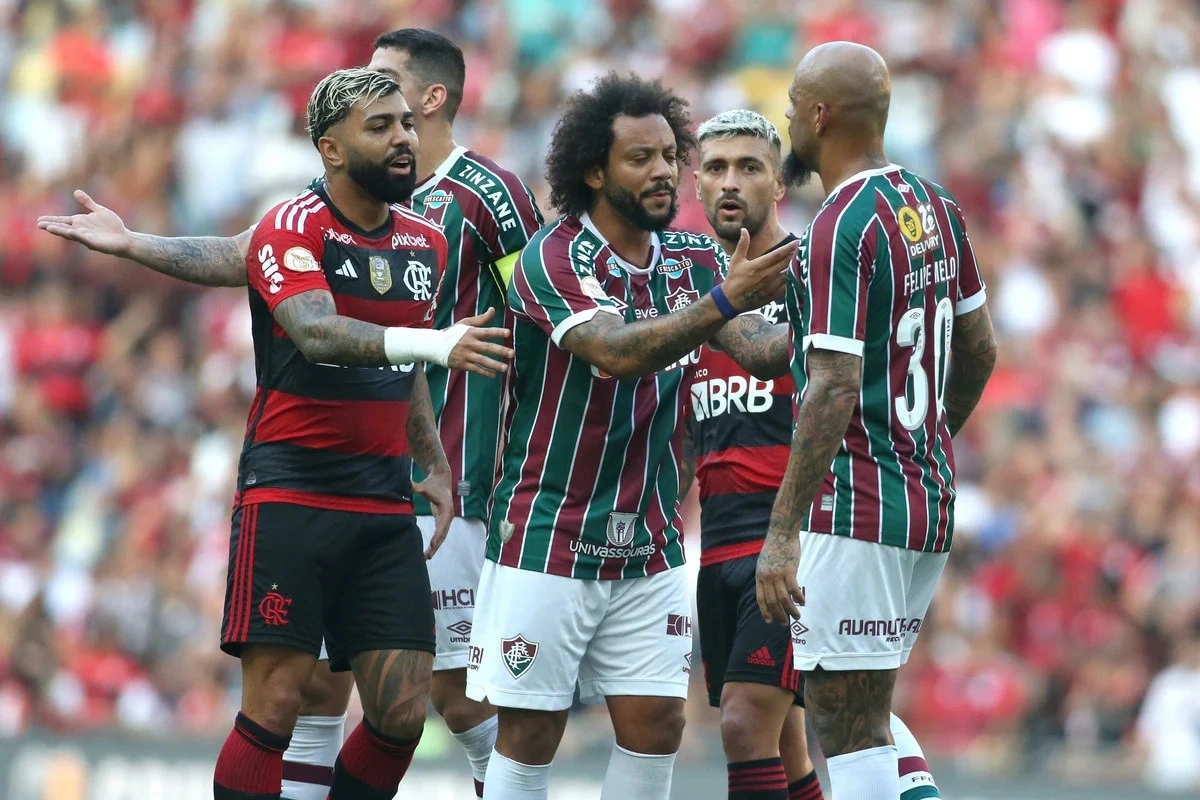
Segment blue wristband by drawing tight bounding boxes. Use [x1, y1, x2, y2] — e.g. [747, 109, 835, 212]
[710, 285, 739, 320]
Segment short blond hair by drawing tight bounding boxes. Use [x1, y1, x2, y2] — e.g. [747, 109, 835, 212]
[696, 109, 783, 164]
[307, 67, 401, 146]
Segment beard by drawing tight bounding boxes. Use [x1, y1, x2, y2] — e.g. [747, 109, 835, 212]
[346, 145, 417, 205]
[782, 150, 815, 188]
[709, 194, 770, 242]
[604, 177, 678, 232]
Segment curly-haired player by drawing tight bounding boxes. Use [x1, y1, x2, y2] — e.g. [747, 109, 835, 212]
[465, 72, 796, 800]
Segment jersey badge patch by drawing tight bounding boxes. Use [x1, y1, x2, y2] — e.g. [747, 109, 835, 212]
[607, 512, 639, 547]
[580, 275, 609, 300]
[369, 256, 393, 295]
[501, 635, 538, 679]
[284, 247, 320, 273]
[666, 287, 700, 312]
[898, 206, 924, 243]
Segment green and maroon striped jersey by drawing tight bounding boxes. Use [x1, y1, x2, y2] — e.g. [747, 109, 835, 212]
[408, 147, 543, 520]
[787, 165, 987, 553]
[489, 213, 728, 579]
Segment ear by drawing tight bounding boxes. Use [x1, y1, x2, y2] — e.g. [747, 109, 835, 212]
[814, 102, 829, 136]
[423, 83, 448, 118]
[584, 164, 604, 191]
[317, 135, 345, 170]
[773, 173, 786, 202]
[693, 170, 702, 200]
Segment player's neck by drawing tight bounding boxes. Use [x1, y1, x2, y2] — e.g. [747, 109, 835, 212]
[819, 147, 890, 198]
[719, 217, 790, 259]
[415, 121, 457, 184]
[588, 201, 655, 268]
[323, 173, 391, 232]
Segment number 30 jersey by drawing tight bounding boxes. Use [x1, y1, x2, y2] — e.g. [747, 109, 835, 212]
[788, 165, 986, 554]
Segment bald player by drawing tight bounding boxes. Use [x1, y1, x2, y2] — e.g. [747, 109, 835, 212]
[756, 43, 997, 799]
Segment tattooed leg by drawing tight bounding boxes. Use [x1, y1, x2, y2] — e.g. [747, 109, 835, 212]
[351, 648, 433, 740]
[802, 667, 896, 757]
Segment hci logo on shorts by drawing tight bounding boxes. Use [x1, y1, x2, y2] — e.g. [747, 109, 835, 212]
[259, 591, 292, 626]
[665, 613, 692, 638]
[501, 635, 539, 679]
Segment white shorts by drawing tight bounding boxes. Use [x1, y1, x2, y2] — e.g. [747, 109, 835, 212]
[465, 562, 693, 711]
[790, 532, 948, 671]
[418, 516, 487, 672]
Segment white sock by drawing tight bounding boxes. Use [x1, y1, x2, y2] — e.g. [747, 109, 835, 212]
[826, 745, 899, 800]
[453, 716, 499, 798]
[890, 713, 939, 798]
[599, 744, 676, 800]
[280, 714, 346, 800]
[482, 750, 550, 800]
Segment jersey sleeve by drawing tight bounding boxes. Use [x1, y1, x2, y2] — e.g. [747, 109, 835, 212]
[246, 210, 329, 313]
[800, 214, 874, 357]
[950, 204, 987, 315]
[509, 233, 624, 346]
[428, 227, 450, 328]
[476, 172, 545, 291]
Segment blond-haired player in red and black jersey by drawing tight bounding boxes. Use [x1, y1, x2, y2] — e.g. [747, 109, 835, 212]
[756, 44, 997, 800]
[685, 109, 940, 800]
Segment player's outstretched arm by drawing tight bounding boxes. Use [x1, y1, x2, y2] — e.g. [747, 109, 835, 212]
[944, 304, 998, 436]
[36, 190, 250, 287]
[559, 232, 795, 380]
[714, 315, 790, 379]
[756, 349, 862, 625]
[273, 290, 513, 375]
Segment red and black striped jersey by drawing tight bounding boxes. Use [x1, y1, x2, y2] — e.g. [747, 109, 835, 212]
[686, 237, 797, 566]
[239, 183, 447, 515]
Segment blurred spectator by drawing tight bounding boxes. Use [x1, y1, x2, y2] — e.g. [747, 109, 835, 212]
[0, 0, 1197, 792]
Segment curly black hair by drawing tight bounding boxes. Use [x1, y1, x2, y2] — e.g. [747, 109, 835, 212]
[545, 72, 696, 217]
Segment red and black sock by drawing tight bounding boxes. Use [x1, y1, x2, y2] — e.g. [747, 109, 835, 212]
[213, 712, 291, 800]
[728, 757, 788, 800]
[328, 720, 419, 800]
[789, 769, 824, 800]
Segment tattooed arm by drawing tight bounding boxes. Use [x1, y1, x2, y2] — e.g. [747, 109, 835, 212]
[714, 315, 790, 379]
[679, 422, 697, 498]
[944, 305, 998, 436]
[408, 369, 454, 558]
[37, 190, 250, 287]
[756, 349, 862, 624]
[273, 289, 392, 366]
[560, 299, 729, 380]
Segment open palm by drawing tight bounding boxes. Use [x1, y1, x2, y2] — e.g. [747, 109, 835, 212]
[37, 190, 132, 256]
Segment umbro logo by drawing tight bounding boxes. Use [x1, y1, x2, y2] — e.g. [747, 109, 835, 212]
[445, 620, 473, 636]
[335, 260, 358, 279]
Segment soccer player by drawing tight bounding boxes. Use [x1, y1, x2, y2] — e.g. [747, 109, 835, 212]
[467, 73, 796, 800]
[38, 30, 543, 800]
[755, 43, 998, 800]
[686, 109, 941, 800]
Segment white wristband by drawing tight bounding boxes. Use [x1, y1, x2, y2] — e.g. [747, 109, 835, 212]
[383, 325, 469, 367]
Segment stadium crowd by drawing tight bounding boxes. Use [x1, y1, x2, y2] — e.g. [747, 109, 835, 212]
[0, 0, 1198, 791]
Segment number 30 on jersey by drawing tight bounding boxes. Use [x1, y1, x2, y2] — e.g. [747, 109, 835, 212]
[895, 297, 954, 431]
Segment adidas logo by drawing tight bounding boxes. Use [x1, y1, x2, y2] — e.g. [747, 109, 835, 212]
[335, 260, 358, 278]
[746, 646, 776, 667]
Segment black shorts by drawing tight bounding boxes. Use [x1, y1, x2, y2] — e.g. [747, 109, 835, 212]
[220, 502, 434, 669]
[697, 553, 803, 708]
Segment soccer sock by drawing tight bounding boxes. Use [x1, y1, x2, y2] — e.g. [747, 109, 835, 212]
[213, 712, 291, 800]
[599, 745, 676, 800]
[452, 715, 498, 799]
[280, 714, 345, 800]
[482, 750, 550, 800]
[890, 713, 939, 799]
[825, 745, 899, 800]
[328, 720, 418, 800]
[788, 769, 824, 800]
[727, 757, 788, 800]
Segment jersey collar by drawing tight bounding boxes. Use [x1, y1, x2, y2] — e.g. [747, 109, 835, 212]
[415, 145, 468, 195]
[580, 212, 662, 275]
[825, 163, 902, 204]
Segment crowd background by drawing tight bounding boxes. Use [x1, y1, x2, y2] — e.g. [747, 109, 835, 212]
[0, 0, 1198, 793]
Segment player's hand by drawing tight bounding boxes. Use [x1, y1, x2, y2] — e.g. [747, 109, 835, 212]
[414, 469, 454, 559]
[720, 229, 796, 312]
[447, 307, 513, 378]
[755, 530, 805, 625]
[36, 190, 134, 256]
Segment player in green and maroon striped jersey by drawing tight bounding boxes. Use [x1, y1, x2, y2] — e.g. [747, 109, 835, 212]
[464, 73, 797, 800]
[755, 43, 998, 800]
